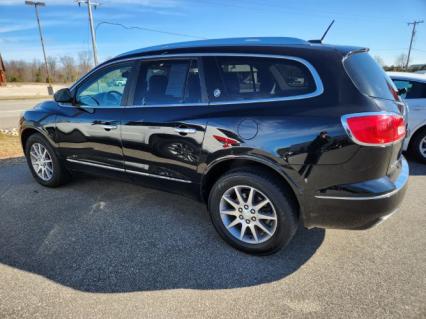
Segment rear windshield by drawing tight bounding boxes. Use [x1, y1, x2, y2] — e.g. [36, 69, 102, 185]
[343, 52, 397, 101]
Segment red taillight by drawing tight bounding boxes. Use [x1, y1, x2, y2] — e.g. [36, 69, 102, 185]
[342, 113, 406, 146]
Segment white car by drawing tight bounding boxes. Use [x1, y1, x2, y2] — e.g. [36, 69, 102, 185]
[388, 72, 426, 163]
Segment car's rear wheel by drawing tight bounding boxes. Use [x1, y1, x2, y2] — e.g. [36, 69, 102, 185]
[409, 128, 426, 164]
[208, 170, 298, 255]
[25, 133, 70, 187]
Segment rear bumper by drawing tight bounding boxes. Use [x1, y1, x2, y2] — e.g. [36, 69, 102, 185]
[304, 157, 409, 230]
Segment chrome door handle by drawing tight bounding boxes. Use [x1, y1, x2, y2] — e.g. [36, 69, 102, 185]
[102, 124, 117, 130]
[175, 127, 196, 134]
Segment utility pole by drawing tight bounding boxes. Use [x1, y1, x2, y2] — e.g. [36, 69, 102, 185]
[405, 20, 424, 70]
[25, 1, 53, 95]
[76, 0, 99, 66]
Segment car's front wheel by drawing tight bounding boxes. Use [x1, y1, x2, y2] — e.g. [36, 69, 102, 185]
[208, 170, 298, 255]
[25, 133, 70, 187]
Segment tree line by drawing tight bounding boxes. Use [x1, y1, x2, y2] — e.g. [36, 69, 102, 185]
[3, 51, 425, 84]
[4, 51, 93, 83]
[374, 54, 426, 72]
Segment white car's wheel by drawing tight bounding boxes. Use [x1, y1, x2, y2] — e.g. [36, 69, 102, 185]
[410, 128, 426, 164]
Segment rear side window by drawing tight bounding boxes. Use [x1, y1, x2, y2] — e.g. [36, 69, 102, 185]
[393, 80, 426, 99]
[205, 56, 317, 102]
[133, 59, 201, 106]
[343, 52, 398, 101]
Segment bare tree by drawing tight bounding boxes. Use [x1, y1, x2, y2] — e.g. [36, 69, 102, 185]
[60, 56, 77, 83]
[47, 56, 57, 82]
[31, 59, 43, 82]
[5, 54, 92, 83]
[395, 54, 408, 71]
[374, 55, 385, 67]
[4, 60, 26, 82]
[78, 51, 92, 75]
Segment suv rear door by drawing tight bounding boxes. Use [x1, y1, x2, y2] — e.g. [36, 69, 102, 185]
[121, 57, 208, 184]
[343, 52, 408, 175]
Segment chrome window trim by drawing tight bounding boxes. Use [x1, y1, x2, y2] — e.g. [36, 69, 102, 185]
[66, 159, 192, 183]
[70, 53, 324, 107]
[125, 102, 208, 108]
[341, 111, 406, 148]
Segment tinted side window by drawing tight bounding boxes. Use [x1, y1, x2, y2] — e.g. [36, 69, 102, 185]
[406, 81, 426, 99]
[343, 53, 397, 101]
[393, 80, 426, 99]
[76, 64, 133, 107]
[393, 80, 411, 99]
[205, 56, 317, 102]
[133, 59, 201, 106]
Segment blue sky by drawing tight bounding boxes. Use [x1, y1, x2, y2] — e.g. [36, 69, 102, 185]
[0, 0, 425, 65]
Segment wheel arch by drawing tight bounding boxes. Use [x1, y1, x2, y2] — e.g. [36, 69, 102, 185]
[20, 127, 53, 154]
[408, 124, 426, 148]
[201, 156, 303, 216]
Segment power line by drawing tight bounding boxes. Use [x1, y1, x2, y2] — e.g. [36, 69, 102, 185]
[76, 0, 99, 66]
[405, 20, 424, 70]
[95, 21, 206, 40]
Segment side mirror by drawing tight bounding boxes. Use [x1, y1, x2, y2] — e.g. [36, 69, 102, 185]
[54, 88, 73, 103]
[397, 88, 407, 96]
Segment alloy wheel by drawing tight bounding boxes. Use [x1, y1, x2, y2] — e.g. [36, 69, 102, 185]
[30, 143, 53, 181]
[219, 185, 278, 244]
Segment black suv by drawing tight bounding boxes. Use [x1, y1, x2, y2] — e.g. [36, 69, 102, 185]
[20, 37, 409, 254]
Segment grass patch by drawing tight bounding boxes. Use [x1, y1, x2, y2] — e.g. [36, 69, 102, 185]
[0, 133, 23, 159]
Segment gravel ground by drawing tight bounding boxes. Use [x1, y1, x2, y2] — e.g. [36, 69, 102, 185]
[0, 158, 425, 318]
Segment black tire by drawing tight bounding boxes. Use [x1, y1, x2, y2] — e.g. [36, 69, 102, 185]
[25, 133, 70, 187]
[208, 170, 298, 255]
[409, 128, 426, 164]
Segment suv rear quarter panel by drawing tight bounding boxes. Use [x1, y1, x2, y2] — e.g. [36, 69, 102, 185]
[199, 49, 400, 225]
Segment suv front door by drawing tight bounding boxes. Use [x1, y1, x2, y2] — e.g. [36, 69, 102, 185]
[56, 62, 135, 172]
[121, 58, 208, 185]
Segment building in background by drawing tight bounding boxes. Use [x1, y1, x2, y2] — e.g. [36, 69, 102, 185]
[0, 54, 6, 86]
[409, 64, 426, 72]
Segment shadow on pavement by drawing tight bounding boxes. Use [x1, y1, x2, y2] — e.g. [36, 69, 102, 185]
[0, 160, 325, 292]
[405, 156, 426, 176]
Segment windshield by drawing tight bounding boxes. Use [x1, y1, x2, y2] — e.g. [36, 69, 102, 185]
[343, 52, 398, 101]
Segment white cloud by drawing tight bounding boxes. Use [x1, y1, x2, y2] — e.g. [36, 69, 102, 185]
[0, 18, 67, 33]
[0, 23, 36, 33]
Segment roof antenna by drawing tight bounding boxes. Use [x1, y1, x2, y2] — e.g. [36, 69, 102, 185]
[309, 20, 335, 43]
[321, 20, 335, 42]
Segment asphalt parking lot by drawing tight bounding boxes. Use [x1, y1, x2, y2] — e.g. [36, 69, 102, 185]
[0, 157, 425, 318]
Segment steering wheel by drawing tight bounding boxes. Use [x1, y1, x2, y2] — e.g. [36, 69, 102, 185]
[105, 90, 123, 105]
[79, 95, 100, 106]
